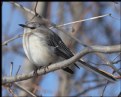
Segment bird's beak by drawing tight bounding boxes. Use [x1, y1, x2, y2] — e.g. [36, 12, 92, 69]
[19, 24, 28, 28]
[19, 24, 35, 29]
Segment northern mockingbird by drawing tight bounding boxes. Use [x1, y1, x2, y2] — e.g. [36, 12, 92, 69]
[19, 22, 116, 82]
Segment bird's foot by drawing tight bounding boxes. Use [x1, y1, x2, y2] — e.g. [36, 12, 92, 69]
[33, 69, 38, 76]
[33, 66, 42, 76]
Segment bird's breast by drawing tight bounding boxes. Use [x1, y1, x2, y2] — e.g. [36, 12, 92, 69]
[23, 32, 57, 67]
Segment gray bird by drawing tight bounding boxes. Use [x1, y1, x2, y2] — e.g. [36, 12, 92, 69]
[19, 22, 116, 82]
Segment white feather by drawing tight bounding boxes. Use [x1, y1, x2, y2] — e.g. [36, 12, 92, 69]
[23, 29, 57, 67]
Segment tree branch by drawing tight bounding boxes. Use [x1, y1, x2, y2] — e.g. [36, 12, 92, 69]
[2, 34, 22, 46]
[75, 83, 106, 96]
[2, 45, 120, 84]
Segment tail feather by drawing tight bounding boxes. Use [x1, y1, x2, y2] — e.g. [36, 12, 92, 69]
[63, 67, 74, 74]
[78, 60, 116, 82]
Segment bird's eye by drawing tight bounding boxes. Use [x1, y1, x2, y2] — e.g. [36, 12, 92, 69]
[30, 27, 36, 29]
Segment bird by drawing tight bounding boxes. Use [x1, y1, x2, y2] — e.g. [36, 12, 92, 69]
[19, 22, 116, 82]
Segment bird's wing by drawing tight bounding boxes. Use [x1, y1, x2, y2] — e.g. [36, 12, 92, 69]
[46, 28, 116, 82]
[47, 28, 80, 74]
[48, 32, 74, 59]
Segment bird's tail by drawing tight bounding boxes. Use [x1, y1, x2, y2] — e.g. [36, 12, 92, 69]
[78, 60, 116, 82]
[63, 67, 74, 74]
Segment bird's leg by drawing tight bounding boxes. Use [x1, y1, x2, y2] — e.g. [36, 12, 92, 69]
[33, 66, 42, 76]
[34, 64, 51, 75]
[41, 63, 51, 74]
[37, 65, 47, 74]
[33, 66, 38, 76]
[41, 65, 47, 74]
[44, 67, 46, 74]
[47, 63, 52, 69]
[38, 66, 42, 70]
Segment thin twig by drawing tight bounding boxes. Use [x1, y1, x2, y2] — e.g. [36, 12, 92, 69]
[75, 83, 106, 96]
[11, 2, 43, 20]
[89, 59, 121, 67]
[16, 65, 21, 75]
[101, 67, 120, 97]
[14, 65, 36, 97]
[34, 2, 38, 15]
[50, 13, 111, 28]
[82, 79, 105, 83]
[2, 34, 22, 46]
[109, 14, 121, 20]
[101, 81, 109, 97]
[112, 53, 121, 61]
[10, 62, 13, 76]
[29, 2, 38, 22]
[6, 86, 17, 97]
[14, 83, 37, 97]
[11, 2, 35, 15]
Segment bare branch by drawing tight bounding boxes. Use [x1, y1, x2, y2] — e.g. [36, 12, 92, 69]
[11, 2, 35, 15]
[50, 13, 111, 28]
[14, 83, 37, 97]
[75, 83, 107, 96]
[16, 65, 21, 75]
[2, 45, 120, 84]
[101, 81, 109, 97]
[10, 62, 13, 76]
[4, 86, 17, 97]
[34, 2, 38, 15]
[2, 34, 22, 46]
